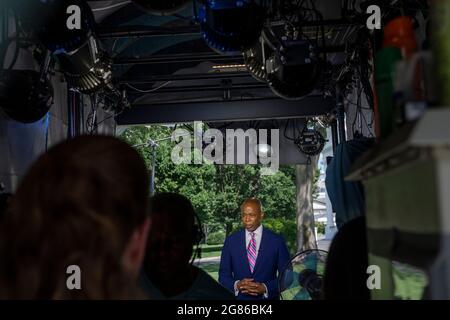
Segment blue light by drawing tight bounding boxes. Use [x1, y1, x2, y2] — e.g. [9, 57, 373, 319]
[200, 0, 264, 54]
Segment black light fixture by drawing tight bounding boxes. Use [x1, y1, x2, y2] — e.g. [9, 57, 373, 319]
[17, 0, 95, 54]
[295, 119, 325, 156]
[263, 23, 322, 100]
[55, 36, 113, 94]
[15, 0, 112, 94]
[131, 0, 191, 15]
[0, 69, 53, 123]
[199, 0, 265, 54]
[0, 3, 54, 124]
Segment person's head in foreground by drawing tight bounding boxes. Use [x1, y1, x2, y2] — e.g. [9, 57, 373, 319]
[241, 198, 264, 232]
[323, 216, 370, 300]
[141, 192, 234, 299]
[0, 135, 150, 299]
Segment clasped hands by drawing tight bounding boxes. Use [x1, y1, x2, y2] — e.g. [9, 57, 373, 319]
[237, 278, 266, 296]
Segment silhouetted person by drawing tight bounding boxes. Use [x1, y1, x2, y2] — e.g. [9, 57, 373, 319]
[0, 135, 150, 299]
[219, 198, 290, 300]
[323, 216, 370, 300]
[0, 192, 12, 221]
[140, 192, 234, 300]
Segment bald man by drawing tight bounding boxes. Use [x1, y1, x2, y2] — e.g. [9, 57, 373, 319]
[219, 199, 290, 300]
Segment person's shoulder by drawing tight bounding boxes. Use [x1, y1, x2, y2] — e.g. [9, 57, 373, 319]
[225, 229, 244, 242]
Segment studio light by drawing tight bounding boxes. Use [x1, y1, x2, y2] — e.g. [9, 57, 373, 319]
[295, 120, 325, 156]
[55, 36, 113, 94]
[17, 0, 95, 54]
[0, 70, 53, 123]
[15, 0, 113, 95]
[264, 24, 321, 100]
[242, 17, 322, 100]
[131, 0, 191, 15]
[199, 0, 265, 54]
[256, 143, 272, 158]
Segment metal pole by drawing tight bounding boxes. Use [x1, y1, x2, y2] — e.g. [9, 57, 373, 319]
[331, 120, 338, 154]
[133, 132, 192, 196]
[150, 141, 157, 196]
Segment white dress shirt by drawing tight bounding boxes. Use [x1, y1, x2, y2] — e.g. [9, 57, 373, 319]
[245, 224, 263, 257]
[234, 224, 268, 298]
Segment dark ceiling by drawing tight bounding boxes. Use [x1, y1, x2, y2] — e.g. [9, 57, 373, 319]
[85, 1, 358, 125]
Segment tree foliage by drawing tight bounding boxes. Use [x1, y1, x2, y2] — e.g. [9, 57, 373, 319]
[120, 125, 298, 238]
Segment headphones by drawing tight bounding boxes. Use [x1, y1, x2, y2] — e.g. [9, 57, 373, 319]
[149, 193, 205, 264]
[191, 210, 205, 264]
[192, 211, 205, 245]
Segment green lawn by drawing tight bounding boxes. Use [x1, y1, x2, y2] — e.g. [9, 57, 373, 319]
[393, 263, 428, 300]
[199, 244, 223, 258]
[200, 263, 220, 281]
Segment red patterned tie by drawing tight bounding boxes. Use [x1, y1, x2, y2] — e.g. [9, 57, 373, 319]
[247, 232, 257, 273]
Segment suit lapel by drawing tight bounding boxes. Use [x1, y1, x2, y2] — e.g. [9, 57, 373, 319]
[240, 230, 252, 274]
[252, 228, 267, 274]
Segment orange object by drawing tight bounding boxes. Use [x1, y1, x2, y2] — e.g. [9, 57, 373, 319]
[383, 16, 418, 58]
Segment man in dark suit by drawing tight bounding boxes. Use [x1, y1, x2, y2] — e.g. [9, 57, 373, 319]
[219, 198, 290, 300]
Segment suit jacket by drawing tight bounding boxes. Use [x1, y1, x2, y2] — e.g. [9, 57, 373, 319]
[219, 227, 290, 300]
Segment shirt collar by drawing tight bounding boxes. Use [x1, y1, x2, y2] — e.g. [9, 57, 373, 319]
[246, 224, 263, 236]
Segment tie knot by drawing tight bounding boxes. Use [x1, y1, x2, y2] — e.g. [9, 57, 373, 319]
[250, 232, 255, 238]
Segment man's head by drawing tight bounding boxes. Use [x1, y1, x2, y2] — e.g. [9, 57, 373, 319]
[241, 198, 264, 232]
[144, 193, 200, 280]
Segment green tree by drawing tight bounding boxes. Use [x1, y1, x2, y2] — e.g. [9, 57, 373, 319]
[121, 125, 299, 242]
[255, 171, 296, 220]
[214, 164, 261, 236]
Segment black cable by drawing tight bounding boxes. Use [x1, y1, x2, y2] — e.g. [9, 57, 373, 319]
[283, 119, 296, 141]
[306, 0, 327, 61]
[86, 95, 98, 134]
[296, 118, 304, 137]
[351, 80, 361, 135]
[94, 109, 123, 128]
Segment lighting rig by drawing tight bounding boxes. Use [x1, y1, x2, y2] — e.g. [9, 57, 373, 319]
[14, 0, 129, 113]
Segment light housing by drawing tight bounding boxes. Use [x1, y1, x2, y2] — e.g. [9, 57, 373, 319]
[17, 0, 95, 54]
[264, 28, 321, 100]
[295, 121, 325, 156]
[256, 143, 272, 158]
[0, 70, 53, 123]
[199, 0, 265, 54]
[55, 35, 113, 94]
